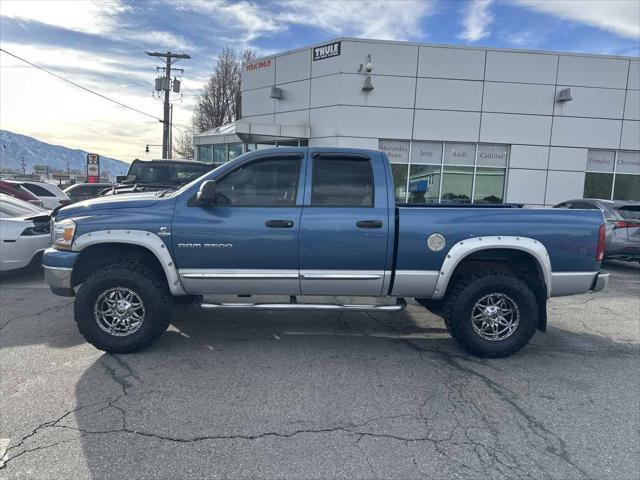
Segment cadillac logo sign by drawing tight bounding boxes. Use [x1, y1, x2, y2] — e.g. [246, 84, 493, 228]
[313, 41, 341, 61]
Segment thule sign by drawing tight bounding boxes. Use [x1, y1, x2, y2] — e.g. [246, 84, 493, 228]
[313, 41, 341, 61]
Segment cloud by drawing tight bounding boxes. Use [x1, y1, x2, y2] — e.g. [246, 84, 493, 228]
[0, 0, 128, 34]
[460, 0, 494, 42]
[515, 0, 640, 39]
[275, 0, 436, 41]
[174, 0, 281, 43]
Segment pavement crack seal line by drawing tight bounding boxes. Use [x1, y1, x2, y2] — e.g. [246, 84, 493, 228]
[402, 338, 594, 480]
[100, 354, 142, 396]
[0, 301, 73, 332]
[0, 399, 115, 469]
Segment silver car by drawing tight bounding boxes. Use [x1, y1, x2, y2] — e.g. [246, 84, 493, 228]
[554, 199, 640, 263]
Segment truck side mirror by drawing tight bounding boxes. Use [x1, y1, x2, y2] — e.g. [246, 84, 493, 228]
[196, 180, 217, 205]
[115, 175, 126, 183]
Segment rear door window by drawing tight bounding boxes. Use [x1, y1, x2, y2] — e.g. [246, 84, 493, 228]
[311, 158, 374, 207]
[23, 183, 54, 197]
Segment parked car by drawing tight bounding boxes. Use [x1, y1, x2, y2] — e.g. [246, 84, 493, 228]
[0, 194, 51, 271]
[100, 159, 213, 196]
[0, 179, 43, 207]
[44, 148, 608, 358]
[554, 199, 640, 262]
[5, 180, 71, 209]
[64, 182, 113, 203]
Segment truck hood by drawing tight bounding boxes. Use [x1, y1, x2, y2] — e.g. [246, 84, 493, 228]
[56, 192, 161, 217]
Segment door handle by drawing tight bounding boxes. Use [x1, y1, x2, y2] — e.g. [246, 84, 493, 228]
[265, 219, 295, 228]
[357, 220, 383, 229]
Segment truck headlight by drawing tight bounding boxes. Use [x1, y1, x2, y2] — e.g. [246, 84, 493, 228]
[52, 219, 76, 250]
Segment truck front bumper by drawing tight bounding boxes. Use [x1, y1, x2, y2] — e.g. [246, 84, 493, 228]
[591, 272, 610, 293]
[42, 247, 79, 297]
[43, 265, 74, 296]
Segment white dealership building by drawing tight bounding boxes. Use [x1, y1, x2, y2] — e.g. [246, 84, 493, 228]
[193, 38, 640, 206]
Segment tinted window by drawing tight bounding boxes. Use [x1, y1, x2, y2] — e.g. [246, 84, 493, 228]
[214, 157, 300, 206]
[127, 162, 210, 184]
[617, 206, 640, 220]
[23, 183, 54, 196]
[570, 202, 599, 210]
[311, 158, 373, 207]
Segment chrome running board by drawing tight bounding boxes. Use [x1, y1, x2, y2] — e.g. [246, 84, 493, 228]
[197, 298, 406, 312]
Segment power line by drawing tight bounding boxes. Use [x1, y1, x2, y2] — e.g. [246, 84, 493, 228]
[0, 47, 190, 134]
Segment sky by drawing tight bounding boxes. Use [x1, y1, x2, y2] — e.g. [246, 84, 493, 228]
[1, 0, 639, 162]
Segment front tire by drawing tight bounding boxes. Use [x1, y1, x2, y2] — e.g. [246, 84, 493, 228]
[443, 272, 538, 358]
[74, 263, 174, 353]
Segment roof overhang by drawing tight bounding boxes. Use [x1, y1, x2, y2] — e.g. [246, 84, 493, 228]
[193, 120, 310, 145]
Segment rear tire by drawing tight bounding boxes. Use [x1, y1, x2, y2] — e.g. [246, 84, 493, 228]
[74, 263, 174, 353]
[442, 272, 538, 358]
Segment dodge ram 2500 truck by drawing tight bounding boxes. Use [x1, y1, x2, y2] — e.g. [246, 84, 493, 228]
[43, 148, 609, 357]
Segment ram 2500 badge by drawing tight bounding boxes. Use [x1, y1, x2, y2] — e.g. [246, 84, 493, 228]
[43, 148, 609, 357]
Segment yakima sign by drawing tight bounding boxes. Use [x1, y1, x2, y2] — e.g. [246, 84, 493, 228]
[313, 41, 341, 61]
[246, 59, 272, 71]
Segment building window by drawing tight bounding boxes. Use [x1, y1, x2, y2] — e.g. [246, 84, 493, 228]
[228, 143, 243, 161]
[197, 145, 213, 163]
[613, 174, 640, 201]
[391, 164, 408, 201]
[441, 166, 474, 203]
[213, 145, 227, 165]
[474, 167, 506, 203]
[585, 150, 640, 201]
[380, 140, 508, 204]
[584, 172, 613, 199]
[408, 164, 440, 203]
[197, 140, 308, 165]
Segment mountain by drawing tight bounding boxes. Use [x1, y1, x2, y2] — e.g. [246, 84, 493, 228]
[0, 129, 129, 176]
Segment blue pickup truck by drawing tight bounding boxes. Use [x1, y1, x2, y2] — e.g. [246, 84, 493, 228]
[43, 148, 609, 357]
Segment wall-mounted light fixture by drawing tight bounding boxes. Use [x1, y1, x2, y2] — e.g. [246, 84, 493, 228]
[556, 88, 573, 103]
[362, 76, 374, 92]
[358, 54, 373, 73]
[269, 86, 283, 99]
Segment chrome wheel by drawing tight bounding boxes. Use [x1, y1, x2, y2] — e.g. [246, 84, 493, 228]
[471, 293, 519, 341]
[94, 287, 145, 337]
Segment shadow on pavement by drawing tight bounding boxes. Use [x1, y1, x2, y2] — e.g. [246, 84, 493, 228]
[64, 305, 639, 479]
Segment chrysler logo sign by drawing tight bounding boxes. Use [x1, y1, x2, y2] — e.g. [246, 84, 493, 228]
[313, 42, 341, 61]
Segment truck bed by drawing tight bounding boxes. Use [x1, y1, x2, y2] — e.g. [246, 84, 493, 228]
[395, 206, 604, 273]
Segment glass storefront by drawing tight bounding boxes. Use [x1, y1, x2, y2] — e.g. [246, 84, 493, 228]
[380, 139, 509, 204]
[584, 150, 640, 201]
[196, 139, 308, 166]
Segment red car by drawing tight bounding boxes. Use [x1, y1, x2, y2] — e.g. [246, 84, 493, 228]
[0, 180, 44, 207]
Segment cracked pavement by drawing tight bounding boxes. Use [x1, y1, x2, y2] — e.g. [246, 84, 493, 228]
[1, 261, 639, 479]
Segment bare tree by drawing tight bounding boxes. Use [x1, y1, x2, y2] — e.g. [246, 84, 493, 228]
[173, 127, 194, 159]
[193, 47, 256, 133]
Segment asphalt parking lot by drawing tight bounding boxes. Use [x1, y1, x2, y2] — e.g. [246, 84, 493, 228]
[1, 261, 639, 480]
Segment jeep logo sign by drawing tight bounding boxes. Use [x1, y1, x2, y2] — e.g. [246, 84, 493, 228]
[313, 41, 341, 61]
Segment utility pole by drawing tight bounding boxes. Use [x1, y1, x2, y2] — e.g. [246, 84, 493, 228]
[145, 51, 190, 159]
[20, 156, 25, 175]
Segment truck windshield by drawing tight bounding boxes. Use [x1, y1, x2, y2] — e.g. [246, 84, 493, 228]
[125, 162, 211, 184]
